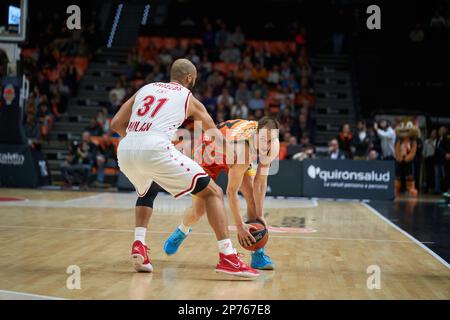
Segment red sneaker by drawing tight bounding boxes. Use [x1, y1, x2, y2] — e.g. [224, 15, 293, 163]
[215, 252, 260, 278]
[131, 240, 153, 272]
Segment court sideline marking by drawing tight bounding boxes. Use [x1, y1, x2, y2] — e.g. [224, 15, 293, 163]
[362, 202, 450, 270]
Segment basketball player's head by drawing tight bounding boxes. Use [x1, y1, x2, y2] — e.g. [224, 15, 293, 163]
[255, 116, 280, 157]
[170, 58, 197, 90]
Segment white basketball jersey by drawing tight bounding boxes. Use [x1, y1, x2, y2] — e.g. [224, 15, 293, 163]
[126, 82, 192, 140]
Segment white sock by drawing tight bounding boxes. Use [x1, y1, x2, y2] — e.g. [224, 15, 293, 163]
[218, 239, 234, 255]
[134, 227, 147, 244]
[178, 223, 191, 235]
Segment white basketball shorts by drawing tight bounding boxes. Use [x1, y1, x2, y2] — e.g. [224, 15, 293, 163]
[117, 135, 208, 198]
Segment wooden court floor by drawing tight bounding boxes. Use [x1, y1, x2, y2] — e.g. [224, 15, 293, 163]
[0, 188, 449, 300]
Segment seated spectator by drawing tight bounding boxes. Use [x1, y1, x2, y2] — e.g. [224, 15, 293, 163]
[328, 138, 346, 160]
[251, 63, 268, 81]
[93, 133, 118, 186]
[215, 103, 230, 122]
[36, 103, 54, 139]
[231, 100, 249, 119]
[292, 144, 316, 161]
[85, 118, 103, 136]
[109, 81, 126, 104]
[24, 114, 41, 150]
[251, 79, 268, 98]
[367, 149, 380, 161]
[253, 108, 264, 120]
[248, 90, 265, 111]
[353, 120, 370, 160]
[108, 93, 122, 116]
[267, 65, 281, 85]
[217, 88, 234, 109]
[337, 123, 353, 159]
[234, 83, 252, 105]
[292, 113, 312, 141]
[295, 87, 316, 108]
[201, 88, 217, 110]
[60, 151, 90, 189]
[219, 43, 241, 63]
[96, 110, 110, 133]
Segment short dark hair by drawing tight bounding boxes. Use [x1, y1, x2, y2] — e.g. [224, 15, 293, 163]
[257, 116, 279, 131]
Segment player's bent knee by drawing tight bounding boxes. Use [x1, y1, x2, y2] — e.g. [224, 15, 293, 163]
[136, 183, 160, 208]
[192, 177, 223, 200]
[191, 175, 211, 196]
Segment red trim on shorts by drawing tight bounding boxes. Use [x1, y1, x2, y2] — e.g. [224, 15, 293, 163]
[184, 92, 192, 120]
[174, 172, 208, 198]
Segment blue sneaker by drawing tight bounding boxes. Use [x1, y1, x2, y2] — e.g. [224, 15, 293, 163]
[251, 247, 275, 270]
[164, 227, 191, 255]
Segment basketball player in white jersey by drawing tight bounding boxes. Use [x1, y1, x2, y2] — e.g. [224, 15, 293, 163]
[111, 59, 259, 278]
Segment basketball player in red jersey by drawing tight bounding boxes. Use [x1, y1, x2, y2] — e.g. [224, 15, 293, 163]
[111, 59, 259, 278]
[164, 118, 280, 270]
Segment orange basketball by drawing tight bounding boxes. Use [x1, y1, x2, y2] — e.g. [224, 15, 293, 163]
[241, 220, 269, 251]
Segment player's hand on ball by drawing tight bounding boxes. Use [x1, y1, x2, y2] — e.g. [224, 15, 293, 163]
[237, 224, 257, 248]
[256, 216, 268, 227]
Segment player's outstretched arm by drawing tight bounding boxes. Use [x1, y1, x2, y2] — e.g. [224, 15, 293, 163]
[111, 94, 136, 137]
[253, 138, 280, 224]
[227, 161, 257, 247]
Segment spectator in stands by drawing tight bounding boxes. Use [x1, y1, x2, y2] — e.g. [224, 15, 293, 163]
[187, 48, 200, 66]
[219, 43, 241, 63]
[248, 90, 265, 111]
[60, 151, 90, 189]
[94, 132, 118, 186]
[170, 40, 186, 60]
[253, 109, 264, 120]
[292, 144, 316, 161]
[234, 83, 252, 105]
[231, 100, 249, 119]
[434, 126, 449, 194]
[36, 103, 54, 139]
[215, 22, 230, 48]
[85, 118, 103, 136]
[267, 65, 281, 85]
[96, 110, 110, 133]
[328, 138, 346, 160]
[201, 88, 217, 112]
[295, 86, 316, 109]
[202, 23, 215, 49]
[423, 129, 437, 193]
[292, 113, 312, 142]
[229, 26, 245, 49]
[214, 103, 230, 122]
[108, 93, 121, 116]
[24, 114, 41, 150]
[337, 123, 353, 159]
[217, 88, 234, 109]
[374, 120, 396, 160]
[367, 149, 380, 161]
[109, 81, 126, 105]
[353, 120, 370, 160]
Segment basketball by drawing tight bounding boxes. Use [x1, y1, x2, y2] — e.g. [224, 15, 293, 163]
[241, 220, 269, 251]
